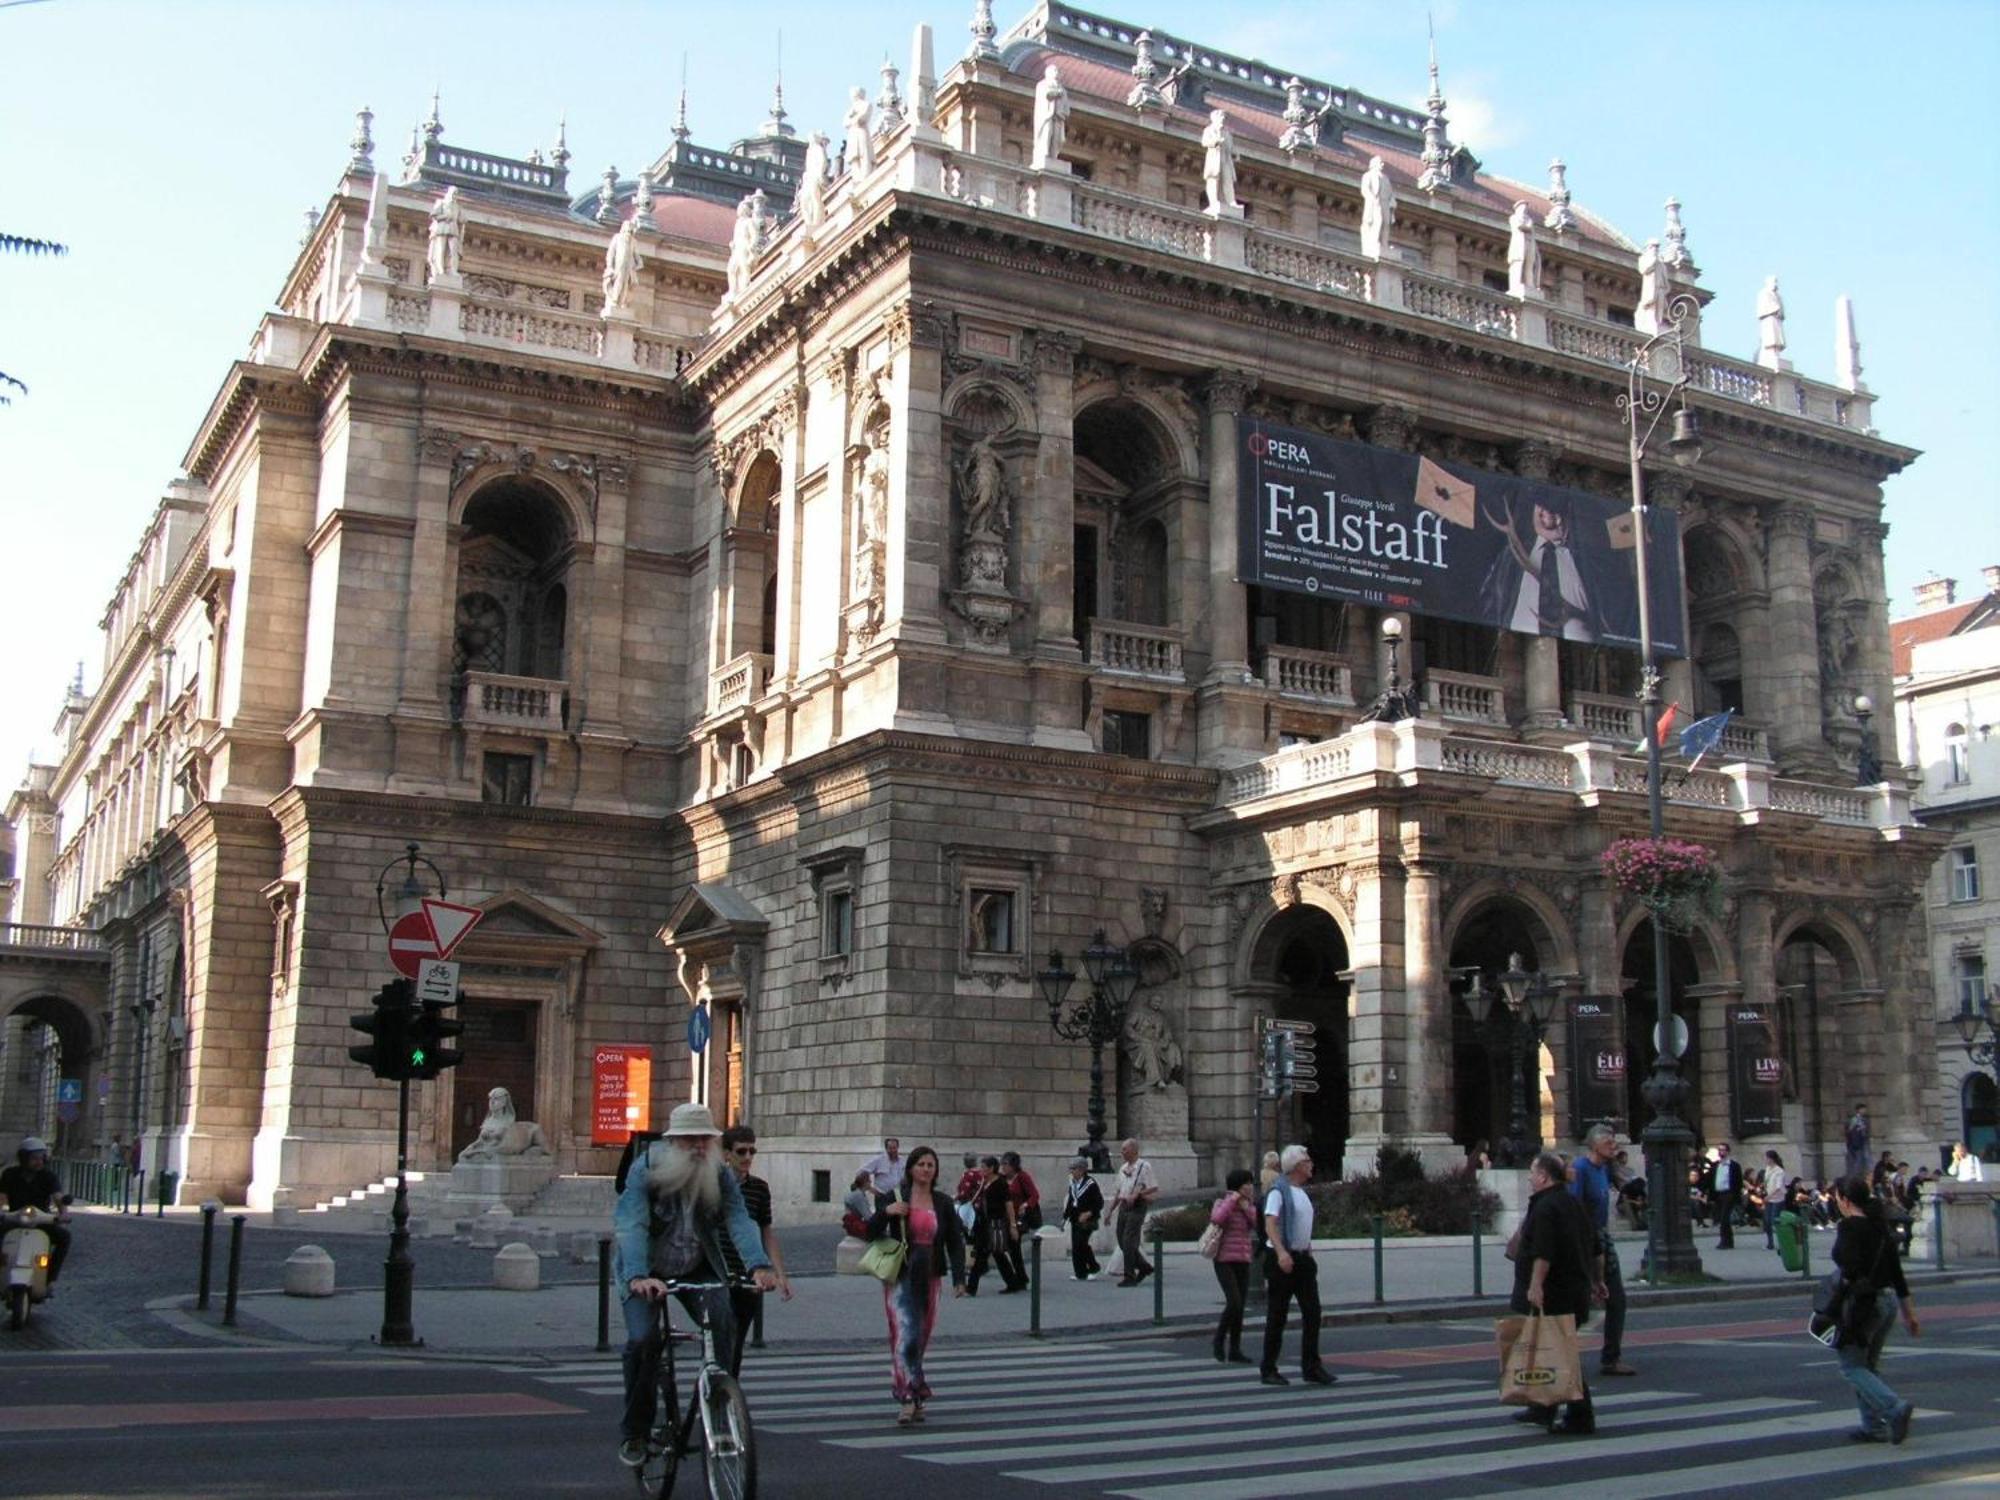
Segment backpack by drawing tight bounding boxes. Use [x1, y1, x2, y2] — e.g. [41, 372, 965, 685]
[614, 1131, 662, 1194]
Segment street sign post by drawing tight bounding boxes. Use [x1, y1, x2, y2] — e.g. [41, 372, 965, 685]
[420, 899, 483, 959]
[415, 959, 459, 1008]
[687, 1005, 712, 1055]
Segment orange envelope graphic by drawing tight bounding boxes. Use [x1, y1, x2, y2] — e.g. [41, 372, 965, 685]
[1413, 456, 1476, 529]
[1605, 511, 1637, 550]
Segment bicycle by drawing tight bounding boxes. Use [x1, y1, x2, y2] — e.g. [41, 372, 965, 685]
[631, 1278, 758, 1500]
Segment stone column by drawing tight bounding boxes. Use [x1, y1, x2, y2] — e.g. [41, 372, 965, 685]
[773, 385, 806, 688]
[885, 303, 948, 646]
[1851, 520, 1896, 771]
[1513, 440, 1564, 732]
[1402, 863, 1457, 1158]
[1202, 370, 1256, 682]
[1365, 407, 1417, 711]
[1342, 859, 1405, 1175]
[1871, 898, 1933, 1159]
[389, 430, 457, 792]
[1027, 330, 1081, 655]
[579, 459, 630, 738]
[1764, 503, 1831, 773]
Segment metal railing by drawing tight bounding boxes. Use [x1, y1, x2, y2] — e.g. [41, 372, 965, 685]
[54, 1157, 136, 1209]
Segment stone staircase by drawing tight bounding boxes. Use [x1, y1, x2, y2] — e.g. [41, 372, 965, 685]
[278, 1171, 445, 1231]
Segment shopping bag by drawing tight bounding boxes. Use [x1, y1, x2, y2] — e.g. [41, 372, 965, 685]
[1496, 1312, 1583, 1406]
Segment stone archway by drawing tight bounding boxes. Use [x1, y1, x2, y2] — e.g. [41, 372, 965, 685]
[1244, 904, 1351, 1173]
[1445, 897, 1566, 1161]
[0, 989, 102, 1153]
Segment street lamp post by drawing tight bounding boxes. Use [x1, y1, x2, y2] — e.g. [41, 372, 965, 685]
[1037, 930, 1140, 1172]
[1955, 984, 2000, 1077]
[1619, 295, 1706, 1278]
[1359, 615, 1419, 724]
[371, 841, 446, 1347]
[1458, 955, 1560, 1168]
[1853, 694, 1885, 786]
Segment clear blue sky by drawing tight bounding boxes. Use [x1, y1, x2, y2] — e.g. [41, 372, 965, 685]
[3, 0, 1996, 787]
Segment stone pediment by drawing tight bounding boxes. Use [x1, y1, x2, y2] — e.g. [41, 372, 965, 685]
[659, 882, 769, 947]
[1072, 453, 1130, 502]
[464, 890, 604, 949]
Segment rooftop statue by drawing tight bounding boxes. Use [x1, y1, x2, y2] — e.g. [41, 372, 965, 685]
[843, 87, 875, 179]
[799, 132, 830, 232]
[1756, 275, 1789, 370]
[601, 214, 642, 315]
[1360, 155, 1397, 259]
[1031, 64, 1070, 171]
[1636, 238, 1671, 335]
[1201, 109, 1240, 217]
[1507, 201, 1542, 298]
[426, 187, 463, 283]
[726, 196, 761, 302]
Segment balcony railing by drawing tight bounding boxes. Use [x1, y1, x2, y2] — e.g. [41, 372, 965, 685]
[1069, 182, 1212, 259]
[1087, 621, 1185, 681]
[1244, 231, 1373, 299]
[460, 671, 566, 733]
[1421, 669, 1506, 726]
[1260, 646, 1355, 706]
[710, 652, 773, 715]
[1401, 271, 1518, 338]
[1566, 692, 1641, 743]
[0, 923, 106, 955]
[459, 299, 604, 359]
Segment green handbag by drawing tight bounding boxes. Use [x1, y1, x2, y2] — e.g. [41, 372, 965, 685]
[860, 1213, 908, 1282]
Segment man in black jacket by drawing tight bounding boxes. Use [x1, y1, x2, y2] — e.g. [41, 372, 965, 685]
[1705, 1143, 1742, 1249]
[0, 1137, 70, 1289]
[1511, 1151, 1602, 1435]
[1059, 1157, 1103, 1279]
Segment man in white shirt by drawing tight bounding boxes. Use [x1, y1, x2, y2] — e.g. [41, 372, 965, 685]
[861, 1138, 903, 1197]
[1704, 1143, 1741, 1249]
[1477, 495, 1614, 643]
[1259, 1143, 1336, 1386]
[1109, 1138, 1158, 1286]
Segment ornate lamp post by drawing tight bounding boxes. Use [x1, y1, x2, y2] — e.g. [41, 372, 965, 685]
[1359, 615, 1419, 723]
[1619, 295, 1706, 1277]
[370, 841, 446, 1347]
[1853, 694, 1885, 786]
[1458, 954, 1560, 1167]
[1037, 930, 1139, 1171]
[1954, 983, 2000, 1078]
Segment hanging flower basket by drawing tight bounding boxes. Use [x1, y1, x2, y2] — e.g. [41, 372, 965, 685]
[1600, 836, 1721, 933]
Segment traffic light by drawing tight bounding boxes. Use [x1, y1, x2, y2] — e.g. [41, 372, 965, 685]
[349, 980, 416, 1080]
[408, 994, 465, 1081]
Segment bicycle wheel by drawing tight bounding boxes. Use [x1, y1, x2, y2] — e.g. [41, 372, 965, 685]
[635, 1374, 686, 1498]
[700, 1371, 755, 1500]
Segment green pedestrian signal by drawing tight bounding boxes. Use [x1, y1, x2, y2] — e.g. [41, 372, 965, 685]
[408, 993, 465, 1081]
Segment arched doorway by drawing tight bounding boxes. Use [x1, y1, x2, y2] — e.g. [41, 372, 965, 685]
[1448, 901, 1558, 1162]
[0, 994, 98, 1153]
[1775, 925, 1860, 1178]
[1622, 924, 1703, 1144]
[1963, 1074, 1998, 1161]
[1248, 906, 1350, 1172]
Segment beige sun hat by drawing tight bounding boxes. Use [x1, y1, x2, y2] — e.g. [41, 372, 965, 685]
[663, 1102, 723, 1138]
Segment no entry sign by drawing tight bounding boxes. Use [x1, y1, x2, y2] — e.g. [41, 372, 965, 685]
[387, 899, 485, 978]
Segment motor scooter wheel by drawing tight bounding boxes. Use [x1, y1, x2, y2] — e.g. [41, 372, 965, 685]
[7, 1284, 27, 1331]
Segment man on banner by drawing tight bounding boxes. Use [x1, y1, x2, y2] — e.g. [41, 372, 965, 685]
[1476, 493, 1621, 643]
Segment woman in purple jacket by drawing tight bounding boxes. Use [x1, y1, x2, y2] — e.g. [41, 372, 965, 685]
[1209, 1168, 1260, 1363]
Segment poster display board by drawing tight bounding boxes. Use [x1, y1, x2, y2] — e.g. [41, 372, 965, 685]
[1727, 1004, 1785, 1138]
[592, 1044, 654, 1146]
[1567, 997, 1629, 1139]
[1237, 415, 1686, 655]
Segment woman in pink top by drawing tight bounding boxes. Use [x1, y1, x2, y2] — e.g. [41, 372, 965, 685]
[867, 1145, 968, 1425]
[1209, 1168, 1259, 1363]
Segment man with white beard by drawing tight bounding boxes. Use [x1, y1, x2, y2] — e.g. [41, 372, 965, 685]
[614, 1103, 776, 1468]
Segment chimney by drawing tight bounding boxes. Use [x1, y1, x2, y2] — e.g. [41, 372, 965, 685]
[1914, 575, 1957, 610]
[1984, 565, 2000, 597]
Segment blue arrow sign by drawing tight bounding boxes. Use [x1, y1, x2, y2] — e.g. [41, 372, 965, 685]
[57, 1078, 83, 1104]
[687, 1006, 711, 1055]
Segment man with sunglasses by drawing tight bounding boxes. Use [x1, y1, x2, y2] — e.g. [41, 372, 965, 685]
[721, 1124, 793, 1367]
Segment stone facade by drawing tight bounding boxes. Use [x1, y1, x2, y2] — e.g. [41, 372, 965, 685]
[0, 4, 1947, 1217]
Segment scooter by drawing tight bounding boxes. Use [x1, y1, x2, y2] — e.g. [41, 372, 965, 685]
[3, 1206, 57, 1330]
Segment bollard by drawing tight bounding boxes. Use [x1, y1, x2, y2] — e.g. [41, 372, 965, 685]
[1151, 1228, 1164, 1326]
[1933, 1196, 1946, 1273]
[222, 1214, 246, 1327]
[1372, 1215, 1385, 1304]
[1472, 1217, 1484, 1298]
[1029, 1232, 1043, 1339]
[197, 1201, 220, 1310]
[596, 1236, 613, 1354]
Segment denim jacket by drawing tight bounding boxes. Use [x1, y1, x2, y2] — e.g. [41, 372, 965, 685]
[612, 1143, 770, 1301]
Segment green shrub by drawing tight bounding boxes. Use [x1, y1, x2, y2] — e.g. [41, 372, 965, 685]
[1147, 1200, 1212, 1242]
[1303, 1148, 1500, 1237]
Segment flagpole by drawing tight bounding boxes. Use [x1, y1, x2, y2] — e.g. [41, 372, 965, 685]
[1620, 296, 1705, 1279]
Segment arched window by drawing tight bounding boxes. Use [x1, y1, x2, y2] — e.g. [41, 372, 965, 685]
[1946, 721, 1971, 785]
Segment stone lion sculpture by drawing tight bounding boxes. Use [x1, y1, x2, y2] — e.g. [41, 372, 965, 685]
[457, 1086, 551, 1161]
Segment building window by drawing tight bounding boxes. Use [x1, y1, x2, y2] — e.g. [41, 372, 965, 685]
[811, 1169, 832, 1203]
[1946, 723, 1970, 784]
[1950, 847, 1982, 903]
[822, 888, 854, 957]
[1103, 710, 1152, 759]
[1957, 953, 1989, 1013]
[968, 889, 1016, 954]
[481, 752, 534, 806]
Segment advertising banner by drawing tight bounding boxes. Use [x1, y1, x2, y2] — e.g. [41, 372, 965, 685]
[1727, 1005, 1785, 1138]
[1567, 997, 1628, 1139]
[591, 1044, 654, 1147]
[1237, 415, 1686, 655]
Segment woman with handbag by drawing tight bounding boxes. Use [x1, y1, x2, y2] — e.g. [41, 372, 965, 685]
[1826, 1175, 1919, 1444]
[1207, 1169, 1259, 1364]
[866, 1145, 967, 1426]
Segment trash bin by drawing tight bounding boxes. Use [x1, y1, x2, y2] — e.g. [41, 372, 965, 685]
[1775, 1209, 1805, 1273]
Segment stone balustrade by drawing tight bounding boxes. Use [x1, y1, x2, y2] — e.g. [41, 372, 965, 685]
[1400, 270, 1519, 339]
[1244, 230, 1374, 298]
[1566, 692, 1640, 743]
[1068, 180, 1213, 259]
[1087, 620, 1185, 680]
[1260, 645, 1355, 705]
[1421, 669, 1507, 726]
[709, 651, 773, 715]
[460, 671, 566, 733]
[458, 298, 604, 359]
[0, 922, 105, 954]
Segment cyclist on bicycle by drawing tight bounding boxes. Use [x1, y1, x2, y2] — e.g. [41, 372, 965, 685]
[614, 1103, 777, 1468]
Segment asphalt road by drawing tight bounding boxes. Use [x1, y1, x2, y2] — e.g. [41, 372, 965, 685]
[6, 1279, 1998, 1498]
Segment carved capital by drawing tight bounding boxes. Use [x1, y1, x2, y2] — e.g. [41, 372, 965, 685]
[885, 301, 947, 353]
[823, 346, 854, 398]
[418, 427, 458, 465]
[598, 456, 632, 492]
[1028, 329, 1082, 378]
[1771, 503, 1815, 541]
[1366, 404, 1415, 451]
[1511, 439, 1557, 481]
[1645, 470, 1693, 509]
[1204, 368, 1256, 415]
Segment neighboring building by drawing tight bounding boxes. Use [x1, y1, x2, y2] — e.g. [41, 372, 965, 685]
[0, 4, 1946, 1216]
[1896, 569, 2000, 1160]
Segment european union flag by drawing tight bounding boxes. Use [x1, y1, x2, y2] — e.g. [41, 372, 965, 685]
[1678, 709, 1735, 765]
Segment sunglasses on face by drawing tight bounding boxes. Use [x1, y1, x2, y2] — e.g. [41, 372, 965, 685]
[733, 1147, 757, 1157]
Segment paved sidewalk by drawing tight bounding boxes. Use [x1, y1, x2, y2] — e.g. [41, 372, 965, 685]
[173, 1226, 1992, 1356]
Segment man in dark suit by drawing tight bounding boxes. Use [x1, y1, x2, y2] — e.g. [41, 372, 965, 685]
[1704, 1143, 1742, 1249]
[1476, 491, 1627, 643]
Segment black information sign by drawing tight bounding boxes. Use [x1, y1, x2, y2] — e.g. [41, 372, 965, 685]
[1236, 415, 1686, 655]
[1567, 997, 1629, 1140]
[1727, 1004, 1785, 1138]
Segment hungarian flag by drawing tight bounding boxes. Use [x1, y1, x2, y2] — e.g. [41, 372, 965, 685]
[1633, 702, 1680, 754]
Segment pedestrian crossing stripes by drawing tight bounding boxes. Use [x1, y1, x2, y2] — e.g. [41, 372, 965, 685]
[499, 1341, 1987, 1496]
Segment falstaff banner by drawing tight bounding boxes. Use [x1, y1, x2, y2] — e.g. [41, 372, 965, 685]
[1567, 997, 1628, 1139]
[1727, 1005, 1785, 1138]
[1236, 415, 1686, 655]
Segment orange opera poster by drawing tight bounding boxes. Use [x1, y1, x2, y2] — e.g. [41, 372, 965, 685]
[592, 1044, 653, 1146]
